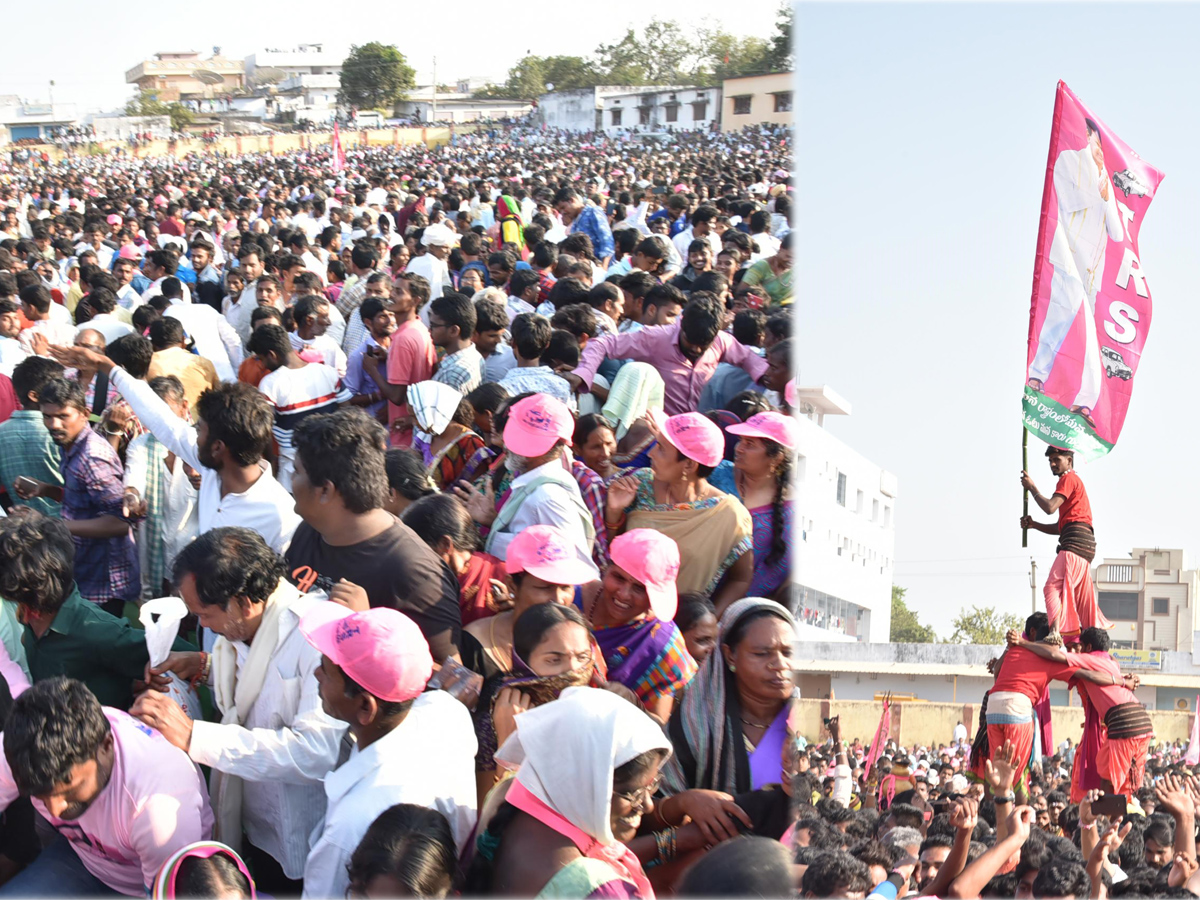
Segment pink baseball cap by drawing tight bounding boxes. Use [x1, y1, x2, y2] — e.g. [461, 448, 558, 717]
[650, 410, 724, 468]
[727, 412, 799, 450]
[300, 604, 432, 703]
[503, 394, 574, 458]
[106, 214, 122, 226]
[118, 244, 143, 260]
[609, 529, 680, 620]
[504, 524, 599, 585]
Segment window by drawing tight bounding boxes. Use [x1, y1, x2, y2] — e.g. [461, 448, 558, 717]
[638, 106, 651, 126]
[733, 95, 751, 115]
[1107, 564, 1133, 583]
[610, 109, 622, 127]
[773, 91, 793, 113]
[664, 104, 678, 123]
[836, 472, 847, 506]
[856, 490, 864, 514]
[1099, 591, 1139, 621]
[1153, 597, 1170, 616]
[692, 101, 707, 121]
[884, 505, 892, 527]
[872, 499, 880, 522]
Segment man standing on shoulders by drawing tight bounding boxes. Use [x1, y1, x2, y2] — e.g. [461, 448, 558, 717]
[1020, 445, 1108, 645]
[130, 527, 345, 896]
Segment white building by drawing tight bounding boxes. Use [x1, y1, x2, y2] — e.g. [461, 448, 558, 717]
[0, 97, 81, 143]
[244, 44, 344, 84]
[275, 74, 340, 123]
[1094, 548, 1200, 653]
[600, 87, 720, 136]
[537, 86, 669, 132]
[89, 114, 171, 141]
[797, 385, 898, 643]
[394, 87, 531, 124]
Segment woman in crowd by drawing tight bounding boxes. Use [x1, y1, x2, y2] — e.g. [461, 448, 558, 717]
[402, 492, 508, 627]
[706, 392, 774, 496]
[601, 362, 664, 472]
[346, 805, 457, 899]
[606, 412, 754, 609]
[582, 529, 696, 722]
[152, 842, 255, 899]
[735, 233, 792, 307]
[661, 598, 796, 796]
[674, 594, 719, 667]
[466, 687, 671, 898]
[574, 413, 618, 482]
[461, 525, 599, 679]
[409, 380, 486, 489]
[474, 603, 601, 805]
[383, 448, 436, 516]
[727, 411, 798, 602]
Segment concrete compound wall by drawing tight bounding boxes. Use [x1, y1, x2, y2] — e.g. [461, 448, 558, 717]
[26, 126, 472, 162]
[792, 698, 1194, 748]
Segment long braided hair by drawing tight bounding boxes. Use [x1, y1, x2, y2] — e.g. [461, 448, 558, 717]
[764, 439, 792, 565]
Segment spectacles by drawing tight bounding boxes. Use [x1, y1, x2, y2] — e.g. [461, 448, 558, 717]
[613, 775, 662, 811]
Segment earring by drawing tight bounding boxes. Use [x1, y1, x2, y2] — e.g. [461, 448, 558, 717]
[729, 664, 737, 673]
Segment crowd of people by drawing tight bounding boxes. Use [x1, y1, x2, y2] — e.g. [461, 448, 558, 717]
[0, 120, 798, 898]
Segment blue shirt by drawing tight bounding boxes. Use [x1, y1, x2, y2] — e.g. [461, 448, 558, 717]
[570, 203, 614, 262]
[345, 335, 386, 419]
[648, 208, 688, 238]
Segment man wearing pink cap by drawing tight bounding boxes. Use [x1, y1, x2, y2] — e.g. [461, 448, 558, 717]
[300, 605, 477, 900]
[607, 410, 755, 611]
[457, 393, 595, 566]
[584, 529, 697, 722]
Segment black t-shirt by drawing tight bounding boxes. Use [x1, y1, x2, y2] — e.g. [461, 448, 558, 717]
[285, 520, 462, 662]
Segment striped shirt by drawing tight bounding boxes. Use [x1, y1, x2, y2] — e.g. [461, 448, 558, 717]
[257, 363, 352, 490]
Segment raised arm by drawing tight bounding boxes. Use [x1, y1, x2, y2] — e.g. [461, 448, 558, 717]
[947, 806, 1033, 899]
[1005, 630, 1069, 664]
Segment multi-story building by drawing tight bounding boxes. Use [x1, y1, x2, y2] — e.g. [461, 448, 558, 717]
[243, 44, 344, 84]
[536, 86, 670, 132]
[720, 71, 794, 131]
[797, 385, 898, 642]
[600, 87, 721, 135]
[1094, 548, 1200, 652]
[125, 51, 245, 104]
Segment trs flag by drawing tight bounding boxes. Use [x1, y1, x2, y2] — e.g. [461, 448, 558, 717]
[1024, 81, 1164, 461]
[331, 121, 345, 173]
[1187, 698, 1200, 766]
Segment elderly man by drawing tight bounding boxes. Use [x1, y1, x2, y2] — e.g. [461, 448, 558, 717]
[407, 223, 457, 312]
[131, 527, 345, 895]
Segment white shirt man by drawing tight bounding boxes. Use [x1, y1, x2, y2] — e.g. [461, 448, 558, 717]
[672, 225, 721, 261]
[141, 276, 191, 307]
[76, 314, 133, 346]
[483, 455, 593, 562]
[110, 368, 300, 553]
[289, 331, 347, 378]
[225, 281, 262, 347]
[166, 303, 245, 383]
[302, 691, 477, 900]
[1028, 123, 1125, 417]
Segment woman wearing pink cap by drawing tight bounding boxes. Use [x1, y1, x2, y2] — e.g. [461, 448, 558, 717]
[727, 411, 798, 603]
[583, 529, 697, 723]
[461, 524, 601, 680]
[606, 412, 753, 609]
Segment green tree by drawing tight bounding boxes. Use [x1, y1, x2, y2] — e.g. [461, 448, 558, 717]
[949, 605, 1023, 645]
[338, 43, 415, 111]
[765, 3, 794, 72]
[125, 91, 194, 132]
[890, 585, 937, 643]
[476, 55, 600, 99]
[595, 20, 698, 85]
[692, 27, 771, 82]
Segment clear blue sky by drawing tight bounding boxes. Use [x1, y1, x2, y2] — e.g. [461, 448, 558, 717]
[798, 3, 1200, 636]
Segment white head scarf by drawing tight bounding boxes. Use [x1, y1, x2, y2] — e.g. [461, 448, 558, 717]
[495, 686, 671, 845]
[409, 380, 463, 437]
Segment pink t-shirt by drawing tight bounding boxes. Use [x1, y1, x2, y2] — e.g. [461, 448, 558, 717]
[1069, 651, 1135, 718]
[386, 318, 436, 448]
[0, 710, 212, 896]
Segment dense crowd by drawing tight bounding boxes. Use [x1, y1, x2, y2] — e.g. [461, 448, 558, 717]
[0, 121, 798, 898]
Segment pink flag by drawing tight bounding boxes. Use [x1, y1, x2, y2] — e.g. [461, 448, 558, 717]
[332, 121, 345, 174]
[1186, 697, 1200, 766]
[1024, 82, 1164, 461]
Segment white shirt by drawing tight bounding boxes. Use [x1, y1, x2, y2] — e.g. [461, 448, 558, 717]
[0, 336, 28, 377]
[482, 343, 517, 384]
[486, 456, 592, 562]
[302, 691, 478, 900]
[301, 250, 327, 284]
[325, 304, 346, 348]
[18, 319, 76, 353]
[672, 227, 721, 261]
[406, 254, 449, 306]
[289, 332, 347, 378]
[141, 275, 191, 306]
[111, 367, 300, 553]
[226, 281, 261, 347]
[116, 283, 141, 310]
[188, 588, 346, 879]
[166, 302, 244, 382]
[76, 314, 133, 346]
[124, 432, 199, 598]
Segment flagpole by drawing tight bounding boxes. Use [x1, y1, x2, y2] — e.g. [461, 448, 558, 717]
[1022, 428, 1029, 548]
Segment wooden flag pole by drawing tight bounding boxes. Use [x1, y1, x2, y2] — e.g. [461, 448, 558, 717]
[1022, 428, 1029, 548]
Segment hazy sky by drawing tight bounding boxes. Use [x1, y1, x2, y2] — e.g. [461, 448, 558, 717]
[798, 3, 1200, 637]
[3, 1, 782, 112]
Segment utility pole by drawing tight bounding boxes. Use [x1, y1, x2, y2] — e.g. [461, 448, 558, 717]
[431, 57, 437, 124]
[48, 80, 55, 109]
[1030, 559, 1038, 614]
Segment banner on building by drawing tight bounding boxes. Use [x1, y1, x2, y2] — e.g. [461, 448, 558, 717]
[1109, 647, 1162, 670]
[1024, 81, 1164, 462]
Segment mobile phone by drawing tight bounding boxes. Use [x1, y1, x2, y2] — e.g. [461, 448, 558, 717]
[14, 476, 37, 494]
[1091, 793, 1127, 818]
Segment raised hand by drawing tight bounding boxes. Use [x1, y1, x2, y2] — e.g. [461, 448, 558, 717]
[985, 739, 1019, 796]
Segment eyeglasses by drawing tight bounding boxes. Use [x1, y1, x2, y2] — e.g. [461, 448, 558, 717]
[613, 775, 662, 811]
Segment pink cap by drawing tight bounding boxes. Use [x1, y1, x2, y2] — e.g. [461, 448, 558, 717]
[727, 412, 799, 450]
[154, 195, 168, 208]
[106, 214, 122, 226]
[504, 524, 599, 585]
[503, 394, 574, 458]
[785, 380, 797, 408]
[651, 410, 724, 468]
[118, 244, 143, 260]
[300, 604, 432, 702]
[609, 529, 680, 620]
